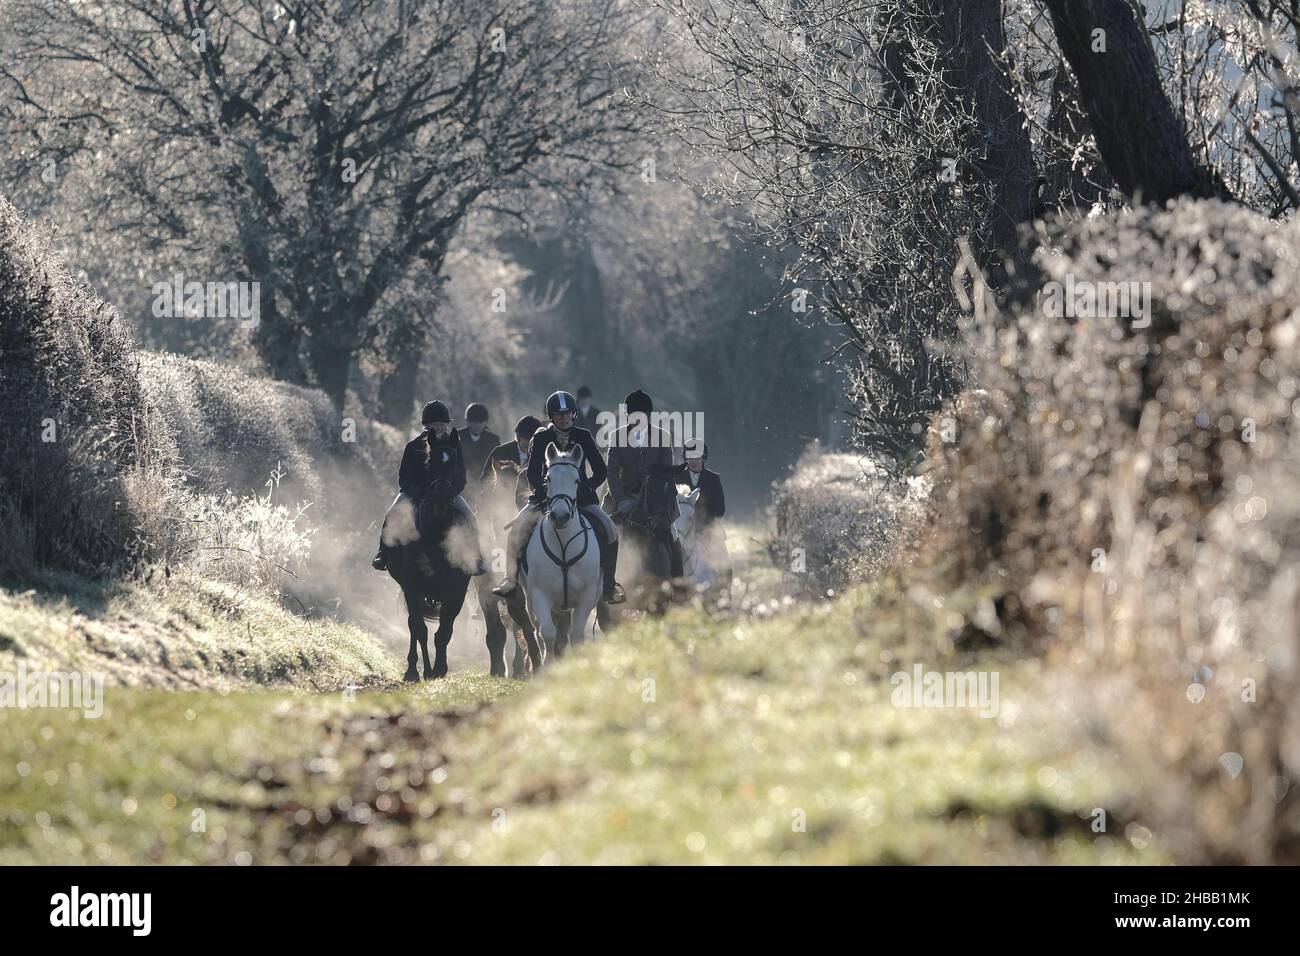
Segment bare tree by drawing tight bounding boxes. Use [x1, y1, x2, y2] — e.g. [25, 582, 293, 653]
[1041, 0, 1231, 203]
[637, 0, 1036, 464]
[1, 0, 638, 422]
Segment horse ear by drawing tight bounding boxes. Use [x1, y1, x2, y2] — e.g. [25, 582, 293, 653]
[545, 442, 560, 465]
[571, 444, 584, 466]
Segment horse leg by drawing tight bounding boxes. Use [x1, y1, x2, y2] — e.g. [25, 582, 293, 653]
[552, 608, 570, 656]
[430, 584, 467, 679]
[531, 590, 556, 661]
[567, 604, 586, 647]
[479, 581, 507, 678]
[596, 599, 616, 636]
[402, 590, 425, 683]
[573, 593, 597, 653]
[511, 624, 527, 677]
[508, 594, 539, 676]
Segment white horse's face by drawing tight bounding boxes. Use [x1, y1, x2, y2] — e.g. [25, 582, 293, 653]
[544, 443, 583, 527]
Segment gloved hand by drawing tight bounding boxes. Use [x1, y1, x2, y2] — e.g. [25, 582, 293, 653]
[617, 498, 636, 515]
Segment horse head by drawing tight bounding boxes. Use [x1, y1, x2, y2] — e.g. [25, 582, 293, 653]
[544, 442, 583, 528]
[417, 477, 455, 538]
[673, 485, 700, 543]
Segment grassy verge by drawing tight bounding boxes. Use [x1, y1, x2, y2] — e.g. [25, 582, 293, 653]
[0, 568, 399, 690]
[0, 573, 1159, 864]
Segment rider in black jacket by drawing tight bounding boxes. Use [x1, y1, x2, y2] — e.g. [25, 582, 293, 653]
[491, 391, 625, 604]
[682, 439, 725, 525]
[372, 401, 487, 575]
[458, 402, 499, 503]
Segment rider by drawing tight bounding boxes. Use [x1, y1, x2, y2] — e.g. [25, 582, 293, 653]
[682, 439, 725, 525]
[491, 390, 626, 604]
[372, 400, 488, 576]
[574, 385, 601, 438]
[604, 388, 686, 577]
[458, 402, 499, 502]
[481, 415, 542, 512]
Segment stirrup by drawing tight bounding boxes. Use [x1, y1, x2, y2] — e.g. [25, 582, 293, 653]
[604, 582, 627, 605]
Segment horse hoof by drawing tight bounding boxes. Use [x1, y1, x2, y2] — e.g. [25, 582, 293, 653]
[404, 669, 420, 683]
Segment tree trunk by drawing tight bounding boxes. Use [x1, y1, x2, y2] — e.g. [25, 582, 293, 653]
[937, 0, 1037, 278]
[377, 322, 424, 428]
[251, 295, 309, 386]
[310, 340, 354, 412]
[1042, 0, 1230, 204]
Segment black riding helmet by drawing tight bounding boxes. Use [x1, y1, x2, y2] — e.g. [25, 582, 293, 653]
[624, 389, 652, 416]
[684, 438, 709, 460]
[545, 390, 578, 424]
[465, 402, 489, 424]
[515, 415, 542, 438]
[422, 400, 451, 426]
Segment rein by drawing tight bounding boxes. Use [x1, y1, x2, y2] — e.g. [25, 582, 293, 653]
[540, 460, 591, 610]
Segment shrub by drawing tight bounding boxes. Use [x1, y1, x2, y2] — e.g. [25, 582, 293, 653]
[771, 442, 924, 594]
[0, 196, 173, 578]
[917, 199, 1300, 861]
[137, 351, 404, 510]
[180, 468, 316, 596]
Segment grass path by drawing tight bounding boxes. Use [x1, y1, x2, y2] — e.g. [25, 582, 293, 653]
[0, 570, 1160, 864]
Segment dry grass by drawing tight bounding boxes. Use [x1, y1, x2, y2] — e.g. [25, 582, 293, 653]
[910, 199, 1300, 862]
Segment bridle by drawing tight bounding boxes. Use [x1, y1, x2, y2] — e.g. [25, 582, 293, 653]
[544, 459, 579, 524]
[540, 458, 590, 610]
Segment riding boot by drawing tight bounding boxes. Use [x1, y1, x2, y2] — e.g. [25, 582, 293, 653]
[670, 539, 685, 579]
[492, 505, 539, 597]
[491, 560, 520, 598]
[603, 538, 626, 604]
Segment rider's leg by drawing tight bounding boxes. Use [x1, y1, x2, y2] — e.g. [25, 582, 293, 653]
[670, 538, 685, 578]
[582, 505, 625, 604]
[492, 505, 541, 597]
[372, 492, 405, 570]
[451, 495, 487, 575]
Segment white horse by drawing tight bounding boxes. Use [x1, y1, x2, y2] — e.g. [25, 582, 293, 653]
[520, 444, 603, 659]
[673, 485, 731, 598]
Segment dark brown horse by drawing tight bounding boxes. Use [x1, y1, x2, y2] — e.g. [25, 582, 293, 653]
[384, 480, 472, 681]
[599, 464, 684, 627]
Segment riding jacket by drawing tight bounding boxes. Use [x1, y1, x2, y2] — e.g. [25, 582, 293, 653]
[458, 426, 500, 493]
[397, 432, 432, 495]
[525, 424, 607, 509]
[684, 467, 725, 525]
[604, 424, 681, 511]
